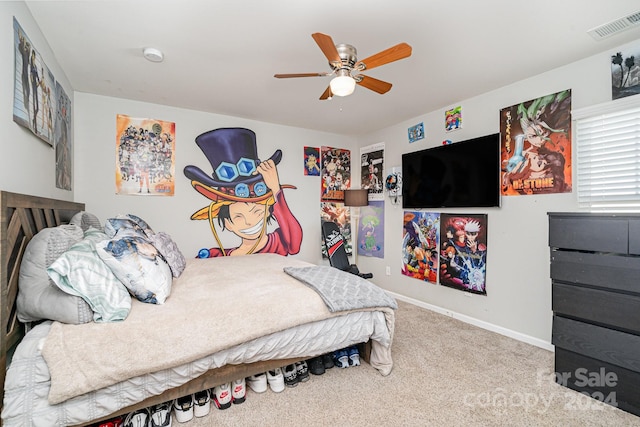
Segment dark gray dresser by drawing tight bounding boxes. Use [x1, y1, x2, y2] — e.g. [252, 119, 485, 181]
[549, 212, 640, 416]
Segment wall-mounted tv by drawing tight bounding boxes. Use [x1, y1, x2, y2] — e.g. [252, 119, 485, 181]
[402, 133, 500, 209]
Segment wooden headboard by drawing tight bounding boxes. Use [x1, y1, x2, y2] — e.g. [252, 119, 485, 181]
[0, 191, 84, 406]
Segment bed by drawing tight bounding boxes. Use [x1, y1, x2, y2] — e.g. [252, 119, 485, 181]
[0, 191, 396, 426]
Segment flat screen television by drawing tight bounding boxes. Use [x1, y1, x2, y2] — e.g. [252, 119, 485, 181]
[401, 133, 500, 208]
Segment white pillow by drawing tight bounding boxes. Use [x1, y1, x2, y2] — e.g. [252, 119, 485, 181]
[96, 235, 172, 304]
[17, 225, 94, 324]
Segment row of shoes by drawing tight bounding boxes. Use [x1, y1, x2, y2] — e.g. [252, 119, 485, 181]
[173, 378, 247, 423]
[333, 346, 361, 369]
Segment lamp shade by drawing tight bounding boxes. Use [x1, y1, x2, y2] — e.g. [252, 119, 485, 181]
[344, 189, 368, 207]
[329, 71, 356, 97]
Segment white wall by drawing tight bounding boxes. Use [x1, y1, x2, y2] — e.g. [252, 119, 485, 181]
[0, 2, 74, 200]
[73, 92, 356, 264]
[356, 37, 640, 347]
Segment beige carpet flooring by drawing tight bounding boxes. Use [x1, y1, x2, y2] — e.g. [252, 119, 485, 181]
[175, 300, 640, 427]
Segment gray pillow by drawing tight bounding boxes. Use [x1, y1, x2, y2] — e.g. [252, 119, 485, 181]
[150, 231, 186, 278]
[69, 211, 102, 232]
[17, 225, 94, 324]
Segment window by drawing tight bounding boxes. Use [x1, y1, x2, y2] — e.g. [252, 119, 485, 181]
[574, 96, 640, 212]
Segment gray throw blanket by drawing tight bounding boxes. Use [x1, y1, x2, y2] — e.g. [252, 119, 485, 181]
[283, 265, 397, 312]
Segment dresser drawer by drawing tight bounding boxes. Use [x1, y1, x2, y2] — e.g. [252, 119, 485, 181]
[550, 250, 640, 295]
[549, 215, 628, 253]
[553, 282, 640, 333]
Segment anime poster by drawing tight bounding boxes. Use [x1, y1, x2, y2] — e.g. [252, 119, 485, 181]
[13, 17, 57, 146]
[116, 115, 176, 196]
[408, 123, 424, 143]
[321, 146, 351, 202]
[54, 82, 72, 190]
[401, 211, 440, 284]
[321, 202, 351, 257]
[439, 214, 487, 295]
[304, 146, 321, 176]
[360, 142, 384, 200]
[500, 90, 572, 196]
[184, 128, 302, 258]
[357, 200, 384, 258]
[445, 106, 462, 132]
[611, 46, 640, 100]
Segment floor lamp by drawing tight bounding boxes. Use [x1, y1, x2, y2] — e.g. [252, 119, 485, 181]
[344, 188, 368, 266]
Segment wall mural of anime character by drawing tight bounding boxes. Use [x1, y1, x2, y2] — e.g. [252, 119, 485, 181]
[439, 214, 488, 295]
[184, 128, 302, 257]
[500, 89, 572, 196]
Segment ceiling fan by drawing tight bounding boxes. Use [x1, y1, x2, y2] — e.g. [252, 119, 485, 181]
[274, 33, 412, 100]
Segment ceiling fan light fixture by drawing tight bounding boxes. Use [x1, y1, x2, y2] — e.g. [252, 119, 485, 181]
[329, 72, 356, 97]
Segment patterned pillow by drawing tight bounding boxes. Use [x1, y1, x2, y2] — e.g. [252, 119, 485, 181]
[69, 211, 102, 232]
[95, 235, 172, 304]
[17, 224, 94, 324]
[104, 214, 154, 239]
[150, 231, 186, 278]
[47, 229, 132, 322]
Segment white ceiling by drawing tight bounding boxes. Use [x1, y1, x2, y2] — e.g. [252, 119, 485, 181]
[25, 0, 640, 136]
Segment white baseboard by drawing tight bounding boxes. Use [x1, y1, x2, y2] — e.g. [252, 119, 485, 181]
[387, 291, 555, 352]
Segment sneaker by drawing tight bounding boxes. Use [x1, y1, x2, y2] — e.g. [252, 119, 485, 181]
[322, 353, 334, 369]
[267, 367, 285, 393]
[193, 389, 211, 417]
[124, 408, 149, 427]
[212, 383, 232, 410]
[333, 349, 349, 368]
[173, 395, 194, 423]
[246, 372, 268, 393]
[295, 361, 310, 382]
[283, 364, 298, 387]
[149, 401, 172, 427]
[97, 416, 124, 427]
[348, 346, 361, 366]
[308, 356, 325, 375]
[232, 378, 246, 404]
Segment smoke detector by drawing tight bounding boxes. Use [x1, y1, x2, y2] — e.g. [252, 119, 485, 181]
[588, 11, 640, 40]
[143, 47, 164, 62]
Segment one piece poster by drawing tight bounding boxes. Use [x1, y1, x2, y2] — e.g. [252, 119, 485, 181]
[360, 142, 384, 200]
[304, 146, 321, 176]
[357, 200, 384, 258]
[439, 214, 487, 295]
[611, 46, 640, 100]
[401, 211, 440, 284]
[54, 82, 72, 190]
[500, 89, 572, 196]
[116, 115, 176, 196]
[445, 106, 462, 132]
[321, 146, 351, 202]
[320, 202, 351, 257]
[13, 17, 57, 146]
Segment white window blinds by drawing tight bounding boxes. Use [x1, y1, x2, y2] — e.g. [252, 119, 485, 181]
[574, 96, 640, 212]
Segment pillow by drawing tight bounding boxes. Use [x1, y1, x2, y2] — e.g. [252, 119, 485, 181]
[69, 211, 102, 232]
[47, 229, 132, 322]
[105, 214, 154, 239]
[17, 224, 94, 324]
[150, 231, 186, 278]
[96, 235, 172, 304]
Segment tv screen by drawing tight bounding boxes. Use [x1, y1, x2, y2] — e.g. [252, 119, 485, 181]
[402, 133, 500, 208]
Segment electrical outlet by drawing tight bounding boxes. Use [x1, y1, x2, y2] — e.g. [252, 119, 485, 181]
[385, 266, 391, 275]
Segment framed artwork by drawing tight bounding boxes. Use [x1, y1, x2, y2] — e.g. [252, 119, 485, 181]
[611, 46, 640, 100]
[321, 146, 351, 202]
[115, 115, 176, 196]
[445, 106, 462, 132]
[408, 123, 424, 143]
[500, 89, 572, 196]
[304, 146, 320, 176]
[13, 17, 58, 146]
[439, 214, 487, 295]
[402, 211, 440, 284]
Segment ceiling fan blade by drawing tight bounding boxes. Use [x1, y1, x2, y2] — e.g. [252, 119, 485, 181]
[356, 75, 393, 94]
[311, 33, 342, 67]
[355, 42, 412, 71]
[274, 72, 330, 78]
[320, 86, 332, 100]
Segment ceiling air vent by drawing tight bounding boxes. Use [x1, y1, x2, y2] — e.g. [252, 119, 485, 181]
[588, 11, 640, 40]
